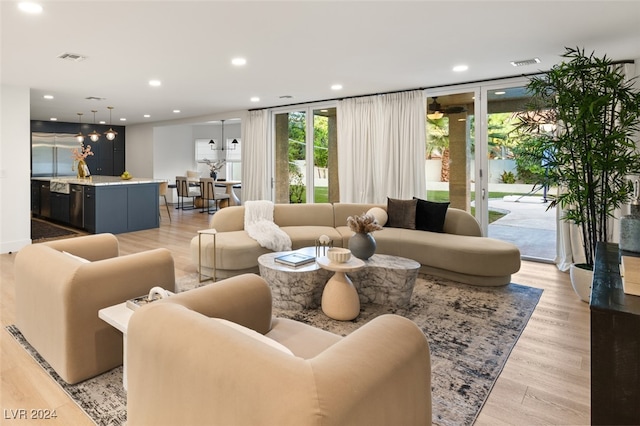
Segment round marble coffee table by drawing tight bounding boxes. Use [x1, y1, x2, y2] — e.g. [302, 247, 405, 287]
[350, 254, 421, 308]
[258, 247, 332, 310]
[317, 256, 365, 321]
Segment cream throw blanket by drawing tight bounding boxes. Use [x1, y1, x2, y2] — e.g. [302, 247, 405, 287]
[244, 200, 292, 252]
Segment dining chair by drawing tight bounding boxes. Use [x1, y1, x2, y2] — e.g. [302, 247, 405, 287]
[200, 178, 230, 214]
[176, 176, 200, 210]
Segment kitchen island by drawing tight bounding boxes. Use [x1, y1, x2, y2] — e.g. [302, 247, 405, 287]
[32, 176, 161, 234]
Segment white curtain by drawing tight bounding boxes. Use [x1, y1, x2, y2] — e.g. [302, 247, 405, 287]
[241, 109, 271, 201]
[337, 90, 426, 203]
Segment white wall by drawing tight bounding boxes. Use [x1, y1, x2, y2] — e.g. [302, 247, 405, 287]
[0, 85, 31, 253]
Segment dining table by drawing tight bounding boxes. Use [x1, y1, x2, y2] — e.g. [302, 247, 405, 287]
[214, 180, 241, 206]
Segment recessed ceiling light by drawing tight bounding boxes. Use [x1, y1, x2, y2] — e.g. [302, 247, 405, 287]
[173, 110, 181, 113]
[250, 97, 260, 102]
[231, 57, 247, 66]
[49, 117, 57, 121]
[18, 2, 43, 14]
[43, 94, 53, 99]
[149, 80, 162, 87]
[144, 114, 151, 118]
[99, 121, 106, 124]
[119, 118, 126, 121]
[331, 84, 343, 91]
[452, 65, 468, 72]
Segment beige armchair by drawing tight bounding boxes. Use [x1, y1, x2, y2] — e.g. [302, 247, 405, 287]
[15, 233, 175, 385]
[127, 274, 431, 426]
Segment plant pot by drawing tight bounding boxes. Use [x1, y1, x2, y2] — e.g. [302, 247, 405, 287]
[570, 263, 593, 303]
[348, 232, 376, 260]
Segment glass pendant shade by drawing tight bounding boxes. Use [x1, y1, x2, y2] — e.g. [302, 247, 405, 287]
[105, 129, 117, 141]
[88, 110, 100, 142]
[104, 106, 117, 140]
[76, 112, 85, 143]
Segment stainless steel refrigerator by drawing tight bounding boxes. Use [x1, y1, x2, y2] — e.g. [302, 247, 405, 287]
[31, 132, 78, 177]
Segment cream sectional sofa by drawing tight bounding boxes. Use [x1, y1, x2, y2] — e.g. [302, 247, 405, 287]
[191, 203, 521, 286]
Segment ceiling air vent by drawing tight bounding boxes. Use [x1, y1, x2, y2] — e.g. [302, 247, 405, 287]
[510, 57, 541, 67]
[85, 96, 106, 101]
[57, 52, 87, 62]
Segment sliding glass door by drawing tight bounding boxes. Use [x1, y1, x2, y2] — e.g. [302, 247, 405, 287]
[273, 105, 338, 204]
[425, 90, 478, 216]
[426, 78, 555, 261]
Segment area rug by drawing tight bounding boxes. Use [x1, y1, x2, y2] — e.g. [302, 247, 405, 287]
[31, 218, 80, 242]
[7, 274, 542, 426]
[5, 325, 125, 426]
[179, 273, 543, 426]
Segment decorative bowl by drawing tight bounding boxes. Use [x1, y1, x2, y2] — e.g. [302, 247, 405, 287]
[327, 247, 351, 263]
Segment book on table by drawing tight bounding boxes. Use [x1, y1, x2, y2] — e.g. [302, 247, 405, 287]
[274, 252, 316, 268]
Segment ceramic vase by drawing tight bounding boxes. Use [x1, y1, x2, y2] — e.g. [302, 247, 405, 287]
[570, 263, 593, 303]
[349, 232, 376, 260]
[77, 160, 87, 178]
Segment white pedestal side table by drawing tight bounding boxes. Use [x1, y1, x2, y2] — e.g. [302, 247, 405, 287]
[317, 256, 365, 321]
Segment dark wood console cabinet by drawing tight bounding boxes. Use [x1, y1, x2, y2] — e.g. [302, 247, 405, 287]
[591, 242, 640, 425]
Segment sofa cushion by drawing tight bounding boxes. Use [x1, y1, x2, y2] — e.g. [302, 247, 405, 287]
[372, 227, 520, 278]
[282, 226, 343, 249]
[190, 231, 272, 271]
[367, 207, 388, 226]
[386, 198, 417, 229]
[414, 198, 450, 233]
[275, 203, 335, 227]
[266, 317, 341, 359]
[62, 251, 91, 263]
[213, 318, 294, 355]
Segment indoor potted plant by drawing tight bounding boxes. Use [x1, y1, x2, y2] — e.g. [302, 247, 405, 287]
[517, 47, 640, 302]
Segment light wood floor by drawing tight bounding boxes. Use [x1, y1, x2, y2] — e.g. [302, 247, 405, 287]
[1, 207, 590, 425]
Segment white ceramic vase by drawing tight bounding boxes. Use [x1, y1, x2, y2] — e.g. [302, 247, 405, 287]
[569, 263, 593, 303]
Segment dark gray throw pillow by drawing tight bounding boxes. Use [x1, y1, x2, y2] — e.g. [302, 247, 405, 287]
[414, 198, 449, 233]
[386, 197, 417, 229]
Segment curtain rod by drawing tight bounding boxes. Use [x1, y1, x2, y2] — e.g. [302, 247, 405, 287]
[248, 59, 635, 112]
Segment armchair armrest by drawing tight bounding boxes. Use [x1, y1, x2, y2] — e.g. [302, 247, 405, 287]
[43, 232, 120, 261]
[161, 273, 272, 334]
[309, 314, 432, 425]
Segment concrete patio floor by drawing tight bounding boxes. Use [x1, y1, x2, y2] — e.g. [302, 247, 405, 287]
[487, 196, 557, 262]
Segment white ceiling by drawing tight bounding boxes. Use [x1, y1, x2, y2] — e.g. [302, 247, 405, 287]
[2, 0, 640, 126]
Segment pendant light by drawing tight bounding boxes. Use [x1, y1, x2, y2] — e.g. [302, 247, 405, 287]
[221, 119, 225, 150]
[75, 112, 85, 143]
[88, 110, 100, 142]
[104, 106, 118, 141]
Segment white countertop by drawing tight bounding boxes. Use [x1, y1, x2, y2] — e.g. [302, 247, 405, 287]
[33, 175, 164, 186]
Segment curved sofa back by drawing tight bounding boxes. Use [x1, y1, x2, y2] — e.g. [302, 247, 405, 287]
[210, 202, 482, 237]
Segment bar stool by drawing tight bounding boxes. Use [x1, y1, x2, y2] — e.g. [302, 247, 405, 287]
[158, 181, 171, 222]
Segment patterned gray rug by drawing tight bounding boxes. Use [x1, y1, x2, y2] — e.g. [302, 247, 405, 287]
[7, 274, 541, 426]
